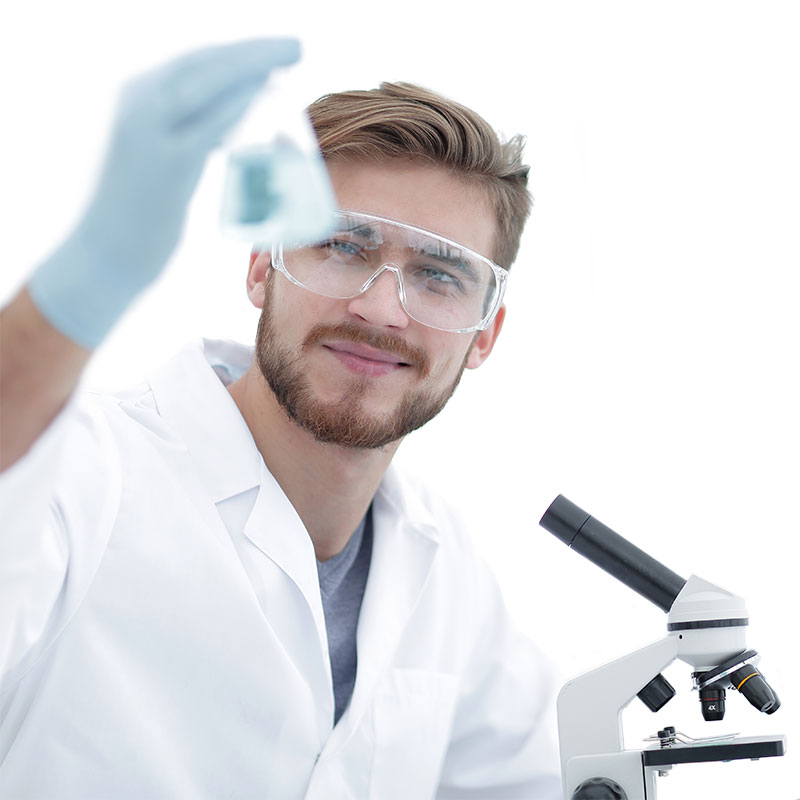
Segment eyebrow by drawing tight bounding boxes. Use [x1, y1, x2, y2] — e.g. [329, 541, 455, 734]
[337, 222, 382, 243]
[336, 217, 486, 282]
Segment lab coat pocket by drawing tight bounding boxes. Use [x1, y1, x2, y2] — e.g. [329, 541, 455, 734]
[370, 668, 459, 799]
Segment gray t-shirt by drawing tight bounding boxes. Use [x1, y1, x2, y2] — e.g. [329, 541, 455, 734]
[316, 507, 373, 725]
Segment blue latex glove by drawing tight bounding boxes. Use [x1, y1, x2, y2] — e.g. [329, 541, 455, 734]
[28, 38, 300, 350]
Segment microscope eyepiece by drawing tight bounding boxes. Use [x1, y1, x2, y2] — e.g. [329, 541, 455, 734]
[539, 495, 687, 612]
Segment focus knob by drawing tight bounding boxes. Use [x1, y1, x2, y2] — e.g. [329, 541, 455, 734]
[571, 777, 628, 799]
[637, 673, 676, 712]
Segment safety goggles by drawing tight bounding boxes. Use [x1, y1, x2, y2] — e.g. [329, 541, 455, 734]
[270, 210, 508, 333]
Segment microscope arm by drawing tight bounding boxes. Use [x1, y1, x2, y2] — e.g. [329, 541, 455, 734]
[558, 635, 679, 761]
[556, 635, 680, 799]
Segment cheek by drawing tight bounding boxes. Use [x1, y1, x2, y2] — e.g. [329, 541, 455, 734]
[267, 279, 348, 335]
[426, 335, 474, 381]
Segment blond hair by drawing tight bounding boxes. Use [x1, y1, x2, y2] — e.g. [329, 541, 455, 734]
[307, 82, 532, 269]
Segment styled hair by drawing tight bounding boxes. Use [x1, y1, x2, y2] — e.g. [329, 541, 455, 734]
[307, 82, 532, 270]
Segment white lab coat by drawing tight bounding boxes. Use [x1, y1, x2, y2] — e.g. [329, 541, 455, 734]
[0, 338, 560, 799]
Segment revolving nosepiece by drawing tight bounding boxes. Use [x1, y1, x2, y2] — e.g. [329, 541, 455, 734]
[695, 649, 781, 720]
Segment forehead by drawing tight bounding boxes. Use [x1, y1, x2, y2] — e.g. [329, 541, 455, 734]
[325, 158, 497, 263]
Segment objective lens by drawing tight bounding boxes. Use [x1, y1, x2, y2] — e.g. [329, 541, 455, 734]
[699, 684, 726, 721]
[730, 666, 780, 714]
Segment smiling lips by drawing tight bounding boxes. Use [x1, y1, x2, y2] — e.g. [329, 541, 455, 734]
[301, 321, 430, 378]
[324, 341, 411, 377]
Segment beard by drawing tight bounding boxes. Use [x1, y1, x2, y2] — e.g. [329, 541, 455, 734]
[254, 278, 471, 450]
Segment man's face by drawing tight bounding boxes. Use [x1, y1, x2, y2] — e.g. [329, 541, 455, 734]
[248, 159, 504, 450]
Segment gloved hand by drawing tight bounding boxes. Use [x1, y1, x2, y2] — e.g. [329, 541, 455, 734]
[27, 38, 300, 350]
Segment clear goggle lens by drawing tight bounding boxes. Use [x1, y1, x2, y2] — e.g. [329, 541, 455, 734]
[270, 210, 508, 333]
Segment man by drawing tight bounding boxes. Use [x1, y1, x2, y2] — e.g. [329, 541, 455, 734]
[0, 39, 560, 798]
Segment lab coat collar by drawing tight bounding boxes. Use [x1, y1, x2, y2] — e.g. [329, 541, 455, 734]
[145, 338, 445, 544]
[374, 464, 441, 544]
[145, 338, 262, 504]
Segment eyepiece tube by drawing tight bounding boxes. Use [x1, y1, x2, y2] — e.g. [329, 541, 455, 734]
[540, 495, 687, 613]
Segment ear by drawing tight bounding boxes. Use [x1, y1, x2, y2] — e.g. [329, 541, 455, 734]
[465, 304, 506, 369]
[246, 248, 271, 309]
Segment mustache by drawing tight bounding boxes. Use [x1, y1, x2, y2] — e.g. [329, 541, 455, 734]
[303, 321, 430, 376]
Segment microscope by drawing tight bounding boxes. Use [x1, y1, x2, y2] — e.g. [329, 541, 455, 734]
[539, 495, 786, 800]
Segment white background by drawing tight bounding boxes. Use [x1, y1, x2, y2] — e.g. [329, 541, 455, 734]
[2, 2, 798, 797]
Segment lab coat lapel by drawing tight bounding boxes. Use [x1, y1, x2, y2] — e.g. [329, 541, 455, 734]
[242, 460, 335, 736]
[341, 470, 441, 735]
[243, 460, 327, 640]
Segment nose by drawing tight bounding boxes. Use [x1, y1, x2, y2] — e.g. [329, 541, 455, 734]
[346, 264, 410, 329]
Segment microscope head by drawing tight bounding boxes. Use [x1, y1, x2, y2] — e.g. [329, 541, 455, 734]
[667, 574, 749, 668]
[666, 573, 779, 719]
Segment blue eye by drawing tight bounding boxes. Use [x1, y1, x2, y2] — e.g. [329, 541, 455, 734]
[319, 238, 364, 257]
[419, 267, 464, 295]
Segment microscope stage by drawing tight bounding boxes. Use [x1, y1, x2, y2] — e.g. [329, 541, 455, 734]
[642, 735, 786, 767]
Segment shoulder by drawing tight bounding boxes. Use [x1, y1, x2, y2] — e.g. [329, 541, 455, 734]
[76, 337, 223, 444]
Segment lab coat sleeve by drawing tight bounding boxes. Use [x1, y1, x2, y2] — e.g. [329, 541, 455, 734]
[0, 395, 121, 683]
[436, 555, 562, 800]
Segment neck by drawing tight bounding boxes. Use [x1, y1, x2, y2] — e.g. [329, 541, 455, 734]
[227, 363, 400, 561]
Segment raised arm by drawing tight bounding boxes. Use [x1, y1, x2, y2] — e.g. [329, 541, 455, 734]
[0, 38, 300, 471]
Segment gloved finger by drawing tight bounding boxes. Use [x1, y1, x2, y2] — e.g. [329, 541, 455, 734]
[162, 38, 301, 124]
[176, 78, 268, 150]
